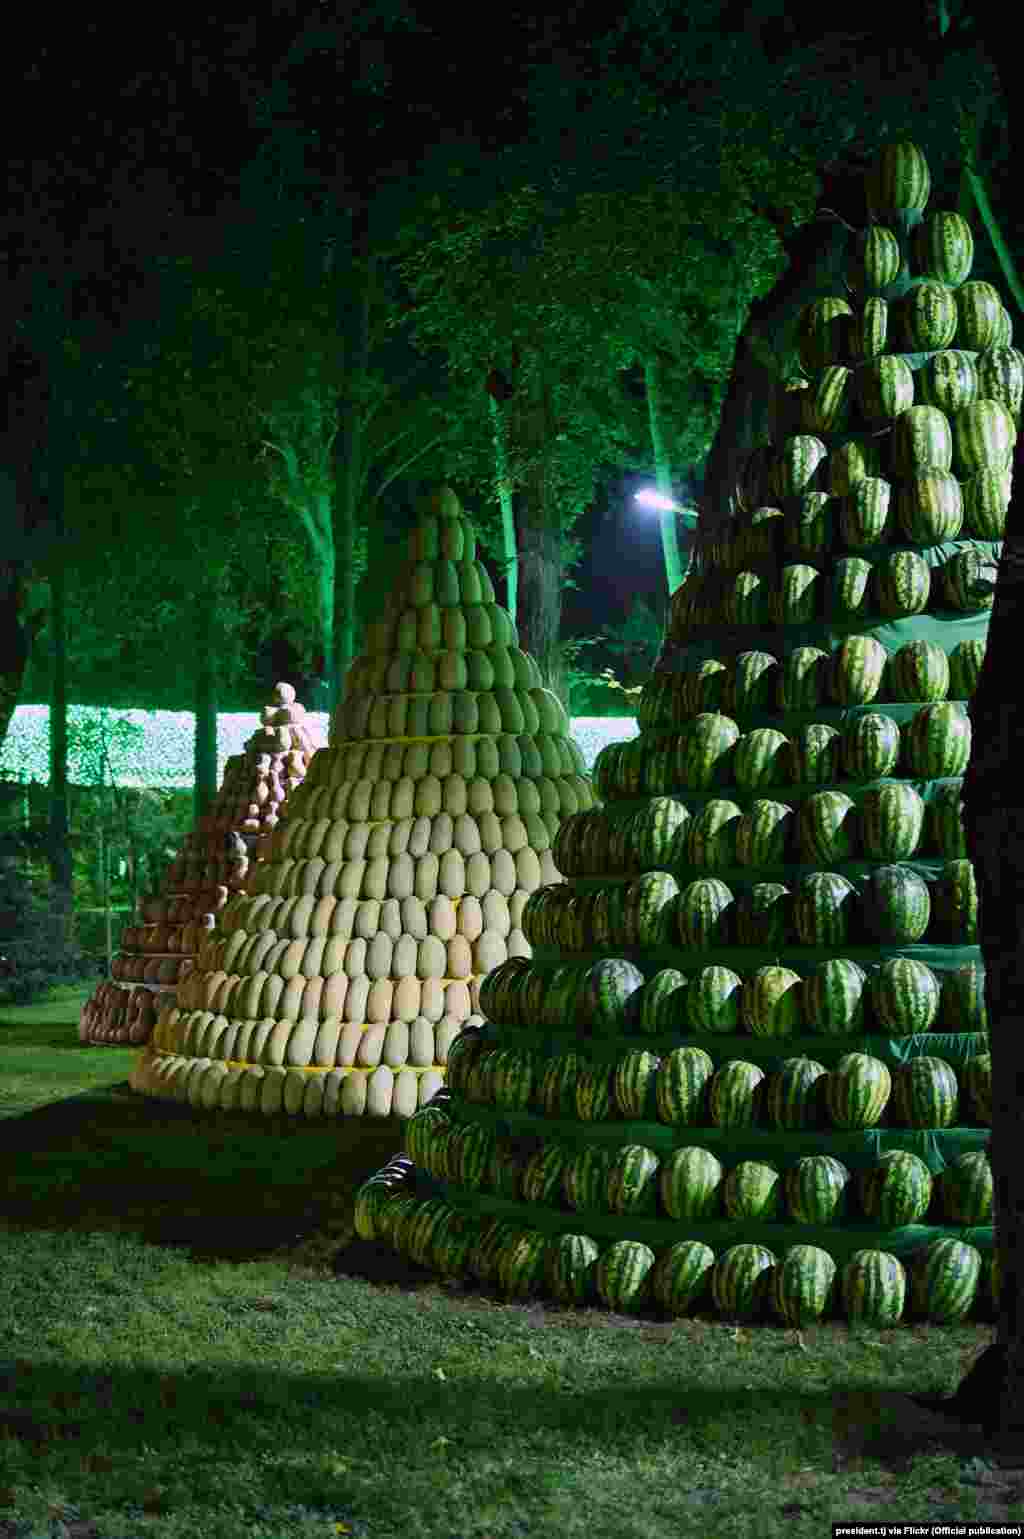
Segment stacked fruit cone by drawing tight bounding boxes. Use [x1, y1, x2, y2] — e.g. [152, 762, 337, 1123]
[355, 142, 1002, 1330]
[80, 684, 320, 1047]
[129, 487, 595, 1119]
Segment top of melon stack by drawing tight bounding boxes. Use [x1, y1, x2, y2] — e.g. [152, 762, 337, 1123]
[132, 486, 598, 1123]
[358, 148, 998, 1331]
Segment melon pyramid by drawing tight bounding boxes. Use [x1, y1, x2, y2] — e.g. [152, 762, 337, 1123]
[80, 683, 322, 1048]
[130, 486, 597, 1119]
[356, 143, 1002, 1327]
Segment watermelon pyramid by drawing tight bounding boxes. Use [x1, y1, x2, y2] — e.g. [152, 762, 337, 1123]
[130, 486, 596, 1119]
[356, 142, 1007, 1327]
[80, 683, 322, 1048]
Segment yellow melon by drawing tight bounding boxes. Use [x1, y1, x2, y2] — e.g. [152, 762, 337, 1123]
[313, 1017, 343, 1067]
[393, 974, 422, 1021]
[336, 1021, 363, 1066]
[344, 975, 371, 1023]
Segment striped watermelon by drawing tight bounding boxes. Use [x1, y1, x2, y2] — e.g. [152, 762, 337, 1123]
[896, 469, 963, 544]
[859, 783, 925, 861]
[956, 280, 1003, 352]
[683, 965, 743, 1035]
[888, 641, 950, 703]
[631, 798, 690, 869]
[909, 1238, 981, 1324]
[488, 1136, 528, 1200]
[521, 1141, 572, 1206]
[709, 1060, 765, 1128]
[839, 476, 892, 548]
[825, 1053, 891, 1130]
[770, 1245, 837, 1327]
[942, 547, 998, 613]
[803, 957, 867, 1036]
[849, 295, 889, 362]
[869, 956, 941, 1035]
[937, 1150, 992, 1224]
[498, 1229, 550, 1300]
[562, 1145, 613, 1211]
[830, 437, 883, 496]
[905, 702, 971, 777]
[778, 647, 830, 710]
[538, 1053, 585, 1119]
[595, 1240, 657, 1314]
[546, 1232, 600, 1305]
[917, 349, 979, 414]
[856, 355, 913, 424]
[734, 800, 796, 865]
[723, 652, 780, 716]
[733, 729, 790, 792]
[859, 1150, 933, 1226]
[948, 638, 986, 698]
[606, 1144, 661, 1216]
[655, 1046, 715, 1125]
[711, 1243, 777, 1322]
[841, 1249, 907, 1326]
[841, 711, 901, 779]
[454, 1122, 499, 1191]
[899, 283, 958, 352]
[613, 1050, 662, 1119]
[952, 399, 1016, 476]
[774, 563, 821, 625]
[785, 1154, 850, 1224]
[865, 141, 930, 220]
[892, 1055, 959, 1129]
[659, 1146, 724, 1220]
[830, 636, 888, 706]
[829, 556, 873, 618]
[873, 549, 932, 618]
[765, 1056, 827, 1131]
[583, 959, 646, 1034]
[636, 968, 688, 1035]
[963, 466, 1011, 538]
[727, 568, 769, 627]
[741, 964, 803, 1037]
[650, 1240, 716, 1316]
[681, 659, 729, 714]
[862, 864, 931, 943]
[848, 225, 902, 293]
[965, 1051, 992, 1123]
[623, 872, 680, 947]
[676, 878, 735, 948]
[783, 494, 832, 563]
[798, 302, 852, 374]
[723, 1160, 783, 1220]
[685, 799, 744, 870]
[796, 790, 857, 864]
[491, 1048, 537, 1113]
[575, 1063, 616, 1122]
[792, 870, 856, 946]
[927, 779, 967, 858]
[676, 712, 740, 789]
[912, 210, 974, 286]
[931, 858, 978, 944]
[734, 882, 792, 948]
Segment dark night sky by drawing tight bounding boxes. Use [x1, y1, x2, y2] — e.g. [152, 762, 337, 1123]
[4, 8, 674, 642]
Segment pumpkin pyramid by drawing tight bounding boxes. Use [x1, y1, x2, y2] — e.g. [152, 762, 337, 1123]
[130, 486, 596, 1119]
[80, 683, 321, 1048]
[356, 142, 1006, 1328]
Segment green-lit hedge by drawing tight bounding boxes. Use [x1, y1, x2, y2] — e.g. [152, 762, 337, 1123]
[0, 708, 637, 787]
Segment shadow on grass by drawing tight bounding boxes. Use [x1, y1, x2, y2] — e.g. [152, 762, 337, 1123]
[0, 1084, 406, 1264]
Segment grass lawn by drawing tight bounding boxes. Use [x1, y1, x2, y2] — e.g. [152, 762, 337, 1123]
[0, 987, 1018, 1538]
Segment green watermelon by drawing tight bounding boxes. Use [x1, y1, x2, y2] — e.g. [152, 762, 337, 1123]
[941, 546, 998, 612]
[676, 712, 741, 789]
[613, 1050, 662, 1119]
[575, 1063, 617, 1123]
[825, 1053, 891, 1130]
[622, 872, 680, 947]
[948, 638, 986, 698]
[917, 349, 979, 415]
[872, 549, 931, 618]
[859, 783, 925, 861]
[709, 1060, 765, 1128]
[583, 959, 646, 1034]
[734, 800, 796, 865]
[952, 398, 1016, 475]
[965, 1051, 992, 1123]
[490, 1047, 536, 1112]
[926, 780, 967, 859]
[765, 1057, 827, 1131]
[740, 964, 803, 1038]
[655, 1046, 715, 1126]
[796, 790, 857, 864]
[685, 799, 744, 870]
[888, 641, 950, 703]
[839, 476, 892, 548]
[841, 712, 901, 779]
[865, 141, 931, 220]
[783, 495, 832, 562]
[676, 878, 735, 948]
[520, 1141, 572, 1206]
[595, 1240, 657, 1314]
[778, 647, 830, 710]
[562, 1145, 613, 1211]
[859, 1150, 933, 1226]
[734, 883, 792, 947]
[538, 1053, 585, 1119]
[963, 465, 1011, 539]
[869, 956, 941, 1035]
[650, 1240, 716, 1316]
[606, 1144, 661, 1216]
[546, 1232, 600, 1305]
[683, 965, 743, 1035]
[899, 284, 958, 352]
[792, 870, 856, 946]
[896, 469, 963, 545]
[892, 1055, 959, 1129]
[829, 636, 888, 706]
[913, 210, 974, 286]
[631, 798, 690, 870]
[803, 958, 867, 1036]
[635, 968, 688, 1036]
[770, 1245, 837, 1327]
[498, 1229, 550, 1300]
[711, 1243, 777, 1321]
[732, 729, 790, 792]
[785, 1154, 850, 1224]
[841, 1249, 907, 1327]
[723, 1160, 783, 1221]
[659, 1146, 724, 1220]
[931, 858, 979, 944]
[862, 864, 931, 944]
[905, 702, 972, 778]
[937, 1150, 992, 1224]
[830, 556, 873, 617]
[909, 1238, 981, 1325]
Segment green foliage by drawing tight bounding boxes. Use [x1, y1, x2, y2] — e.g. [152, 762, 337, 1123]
[0, 860, 95, 1005]
[599, 596, 667, 687]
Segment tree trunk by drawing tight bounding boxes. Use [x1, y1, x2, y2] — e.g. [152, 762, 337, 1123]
[193, 588, 219, 824]
[0, 553, 47, 759]
[488, 391, 518, 622]
[644, 354, 685, 595]
[310, 493, 336, 713]
[46, 533, 73, 947]
[335, 214, 373, 702]
[514, 357, 563, 702]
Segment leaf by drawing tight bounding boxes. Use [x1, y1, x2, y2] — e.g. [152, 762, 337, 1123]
[432, 1366, 447, 1382]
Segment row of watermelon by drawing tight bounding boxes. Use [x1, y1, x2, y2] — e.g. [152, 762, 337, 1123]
[521, 861, 973, 957]
[482, 950, 985, 1040]
[675, 542, 995, 636]
[407, 1113, 991, 1227]
[559, 788, 970, 881]
[355, 1159, 994, 1326]
[637, 639, 983, 731]
[444, 1033, 989, 1132]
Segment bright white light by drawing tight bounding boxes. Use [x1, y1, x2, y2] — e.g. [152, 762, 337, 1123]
[634, 488, 677, 512]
